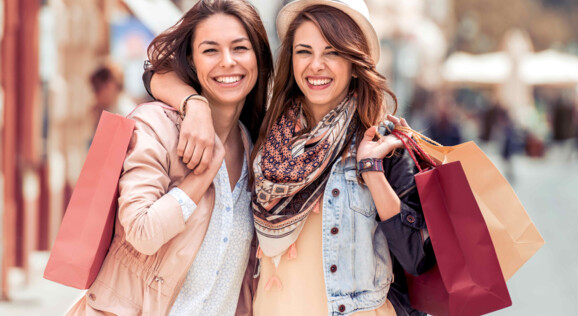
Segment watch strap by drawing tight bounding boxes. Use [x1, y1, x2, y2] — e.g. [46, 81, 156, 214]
[357, 158, 384, 176]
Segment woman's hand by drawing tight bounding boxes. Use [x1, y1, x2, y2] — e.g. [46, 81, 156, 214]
[356, 115, 411, 162]
[179, 100, 216, 174]
[178, 134, 225, 204]
[149, 71, 215, 173]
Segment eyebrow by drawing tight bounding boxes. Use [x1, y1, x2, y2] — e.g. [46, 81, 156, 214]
[198, 37, 249, 48]
[294, 44, 333, 50]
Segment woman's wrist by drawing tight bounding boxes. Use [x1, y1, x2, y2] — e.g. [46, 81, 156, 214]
[180, 94, 209, 118]
[357, 158, 384, 175]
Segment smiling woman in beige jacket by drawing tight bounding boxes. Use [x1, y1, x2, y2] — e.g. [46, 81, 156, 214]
[66, 1, 273, 315]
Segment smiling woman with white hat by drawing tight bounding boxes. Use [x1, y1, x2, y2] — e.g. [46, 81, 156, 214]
[276, 0, 381, 63]
[250, 1, 433, 316]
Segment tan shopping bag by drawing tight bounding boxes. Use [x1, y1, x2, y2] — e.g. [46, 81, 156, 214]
[412, 137, 545, 280]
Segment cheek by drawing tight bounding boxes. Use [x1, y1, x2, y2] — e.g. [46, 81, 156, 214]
[249, 55, 258, 76]
[336, 63, 353, 85]
[292, 57, 301, 77]
[192, 55, 205, 77]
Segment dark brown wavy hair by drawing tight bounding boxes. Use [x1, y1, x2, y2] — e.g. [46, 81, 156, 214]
[252, 5, 397, 162]
[147, 0, 273, 142]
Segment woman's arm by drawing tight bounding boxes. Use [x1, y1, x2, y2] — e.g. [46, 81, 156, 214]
[118, 108, 224, 255]
[143, 68, 215, 174]
[356, 116, 435, 276]
[356, 119, 406, 221]
[377, 149, 435, 276]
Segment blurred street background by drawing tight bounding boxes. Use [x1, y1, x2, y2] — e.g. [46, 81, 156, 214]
[1, 0, 577, 315]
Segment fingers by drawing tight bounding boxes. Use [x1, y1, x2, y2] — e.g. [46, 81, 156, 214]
[400, 117, 409, 127]
[186, 145, 203, 170]
[363, 126, 378, 141]
[178, 128, 196, 162]
[177, 102, 216, 170]
[193, 138, 214, 175]
[387, 114, 401, 126]
[178, 125, 216, 170]
[177, 136, 187, 158]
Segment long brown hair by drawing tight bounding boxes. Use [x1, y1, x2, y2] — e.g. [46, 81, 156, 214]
[252, 5, 397, 163]
[147, 0, 273, 142]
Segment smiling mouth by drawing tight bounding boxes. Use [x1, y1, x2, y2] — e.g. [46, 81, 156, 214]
[214, 75, 244, 84]
[307, 78, 332, 86]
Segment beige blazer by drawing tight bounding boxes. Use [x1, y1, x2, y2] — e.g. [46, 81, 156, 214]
[66, 103, 256, 316]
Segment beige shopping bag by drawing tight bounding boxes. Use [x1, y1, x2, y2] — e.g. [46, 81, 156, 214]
[418, 140, 545, 280]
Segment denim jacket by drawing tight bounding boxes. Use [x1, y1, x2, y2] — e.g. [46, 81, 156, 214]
[321, 154, 392, 315]
[320, 146, 434, 316]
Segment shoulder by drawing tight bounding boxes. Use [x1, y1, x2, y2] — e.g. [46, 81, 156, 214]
[128, 102, 181, 136]
[128, 102, 179, 123]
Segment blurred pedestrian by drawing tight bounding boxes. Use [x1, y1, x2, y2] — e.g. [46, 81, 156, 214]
[66, 1, 273, 315]
[426, 92, 462, 146]
[89, 62, 124, 134]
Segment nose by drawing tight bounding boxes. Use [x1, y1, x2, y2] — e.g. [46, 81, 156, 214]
[310, 54, 326, 72]
[220, 49, 236, 68]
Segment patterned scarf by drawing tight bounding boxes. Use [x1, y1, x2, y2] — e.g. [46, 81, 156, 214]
[252, 93, 357, 259]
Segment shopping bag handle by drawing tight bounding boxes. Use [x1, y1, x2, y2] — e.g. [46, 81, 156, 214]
[391, 129, 436, 172]
[394, 126, 442, 148]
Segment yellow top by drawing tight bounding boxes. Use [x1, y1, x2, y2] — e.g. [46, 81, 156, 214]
[253, 206, 396, 316]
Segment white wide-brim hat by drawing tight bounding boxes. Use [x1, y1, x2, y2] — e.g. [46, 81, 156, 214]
[276, 0, 380, 63]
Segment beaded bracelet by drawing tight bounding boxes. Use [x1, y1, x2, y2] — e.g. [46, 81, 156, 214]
[179, 94, 209, 118]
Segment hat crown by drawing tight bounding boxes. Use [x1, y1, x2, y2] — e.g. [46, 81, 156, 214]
[326, 0, 370, 20]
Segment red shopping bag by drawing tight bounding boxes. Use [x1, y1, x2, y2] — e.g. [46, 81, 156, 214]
[393, 131, 512, 316]
[44, 111, 134, 289]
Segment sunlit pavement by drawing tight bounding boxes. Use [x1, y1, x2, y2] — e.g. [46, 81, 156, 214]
[486, 142, 578, 316]
[1, 142, 577, 316]
[0, 252, 83, 315]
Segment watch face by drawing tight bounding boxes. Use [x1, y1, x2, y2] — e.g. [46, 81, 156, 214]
[363, 160, 373, 168]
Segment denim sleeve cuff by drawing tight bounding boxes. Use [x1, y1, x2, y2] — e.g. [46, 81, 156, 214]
[167, 187, 197, 221]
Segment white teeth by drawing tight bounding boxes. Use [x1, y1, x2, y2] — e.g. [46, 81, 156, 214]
[215, 76, 242, 83]
[307, 78, 332, 86]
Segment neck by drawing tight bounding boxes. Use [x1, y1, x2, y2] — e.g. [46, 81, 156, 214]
[305, 95, 348, 126]
[208, 97, 244, 145]
[308, 103, 334, 126]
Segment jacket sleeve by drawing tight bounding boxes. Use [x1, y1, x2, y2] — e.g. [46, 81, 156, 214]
[117, 111, 189, 255]
[377, 149, 436, 276]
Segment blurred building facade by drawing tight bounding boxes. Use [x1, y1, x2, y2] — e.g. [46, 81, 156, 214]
[1, 0, 111, 299]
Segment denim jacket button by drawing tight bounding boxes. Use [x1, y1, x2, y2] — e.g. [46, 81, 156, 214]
[339, 304, 346, 312]
[331, 188, 340, 197]
[331, 227, 339, 235]
[330, 264, 337, 273]
[406, 214, 416, 223]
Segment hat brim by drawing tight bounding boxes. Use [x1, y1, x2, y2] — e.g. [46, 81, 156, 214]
[276, 0, 380, 63]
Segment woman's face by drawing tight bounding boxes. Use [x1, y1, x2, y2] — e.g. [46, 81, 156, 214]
[292, 21, 353, 114]
[192, 13, 258, 107]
